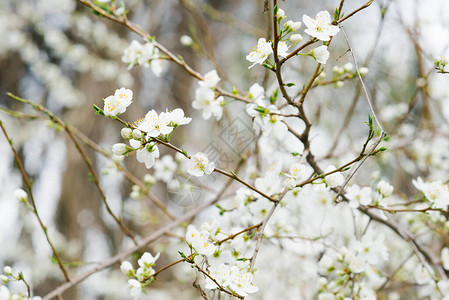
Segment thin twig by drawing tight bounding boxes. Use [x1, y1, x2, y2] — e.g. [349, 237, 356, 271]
[0, 121, 71, 282]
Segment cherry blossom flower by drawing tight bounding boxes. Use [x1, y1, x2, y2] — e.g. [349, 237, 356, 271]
[205, 264, 232, 290]
[14, 189, 28, 202]
[303, 10, 340, 41]
[377, 180, 393, 197]
[290, 33, 303, 43]
[192, 87, 224, 120]
[112, 143, 129, 155]
[154, 155, 177, 183]
[246, 38, 273, 69]
[122, 40, 165, 76]
[284, 20, 301, 31]
[138, 252, 160, 268]
[128, 279, 142, 299]
[136, 142, 160, 169]
[412, 177, 449, 209]
[167, 108, 192, 126]
[187, 152, 215, 176]
[229, 267, 259, 296]
[199, 69, 220, 88]
[346, 185, 372, 208]
[324, 165, 344, 188]
[277, 40, 289, 57]
[120, 261, 134, 277]
[283, 163, 312, 189]
[122, 40, 142, 69]
[310, 45, 330, 64]
[248, 83, 265, 101]
[185, 226, 217, 256]
[103, 88, 133, 116]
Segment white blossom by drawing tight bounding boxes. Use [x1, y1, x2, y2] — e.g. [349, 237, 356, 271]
[290, 33, 303, 43]
[103, 88, 133, 116]
[412, 177, 449, 209]
[285, 20, 301, 31]
[346, 185, 372, 208]
[187, 152, 215, 176]
[303, 10, 340, 41]
[205, 264, 232, 289]
[185, 226, 217, 256]
[311, 45, 330, 64]
[112, 143, 129, 156]
[277, 40, 289, 58]
[229, 267, 259, 296]
[192, 87, 224, 120]
[138, 252, 160, 268]
[324, 165, 344, 188]
[128, 279, 142, 299]
[154, 155, 177, 183]
[136, 142, 160, 169]
[199, 70, 220, 88]
[377, 180, 393, 197]
[166, 108, 192, 126]
[246, 38, 273, 69]
[14, 189, 28, 202]
[180, 35, 193, 46]
[120, 261, 134, 276]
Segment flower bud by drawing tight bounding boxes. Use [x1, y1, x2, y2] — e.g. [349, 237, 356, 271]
[289, 33, 303, 43]
[132, 129, 143, 140]
[14, 189, 28, 203]
[377, 180, 393, 197]
[335, 81, 344, 88]
[112, 143, 129, 156]
[180, 35, 193, 47]
[3, 266, 12, 275]
[143, 174, 156, 186]
[284, 20, 293, 29]
[115, 6, 125, 15]
[289, 21, 301, 31]
[120, 261, 134, 276]
[276, 8, 285, 19]
[359, 67, 369, 76]
[343, 62, 353, 72]
[121, 128, 133, 140]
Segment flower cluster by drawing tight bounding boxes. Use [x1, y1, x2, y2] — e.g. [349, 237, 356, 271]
[330, 63, 369, 88]
[345, 179, 394, 209]
[183, 220, 259, 297]
[246, 10, 339, 68]
[120, 252, 160, 299]
[205, 264, 258, 296]
[186, 225, 218, 256]
[121, 40, 165, 76]
[106, 88, 191, 169]
[192, 70, 224, 120]
[318, 234, 388, 299]
[0, 266, 41, 300]
[435, 56, 448, 73]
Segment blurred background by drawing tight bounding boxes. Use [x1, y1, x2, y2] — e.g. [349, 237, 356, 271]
[1, 0, 449, 299]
